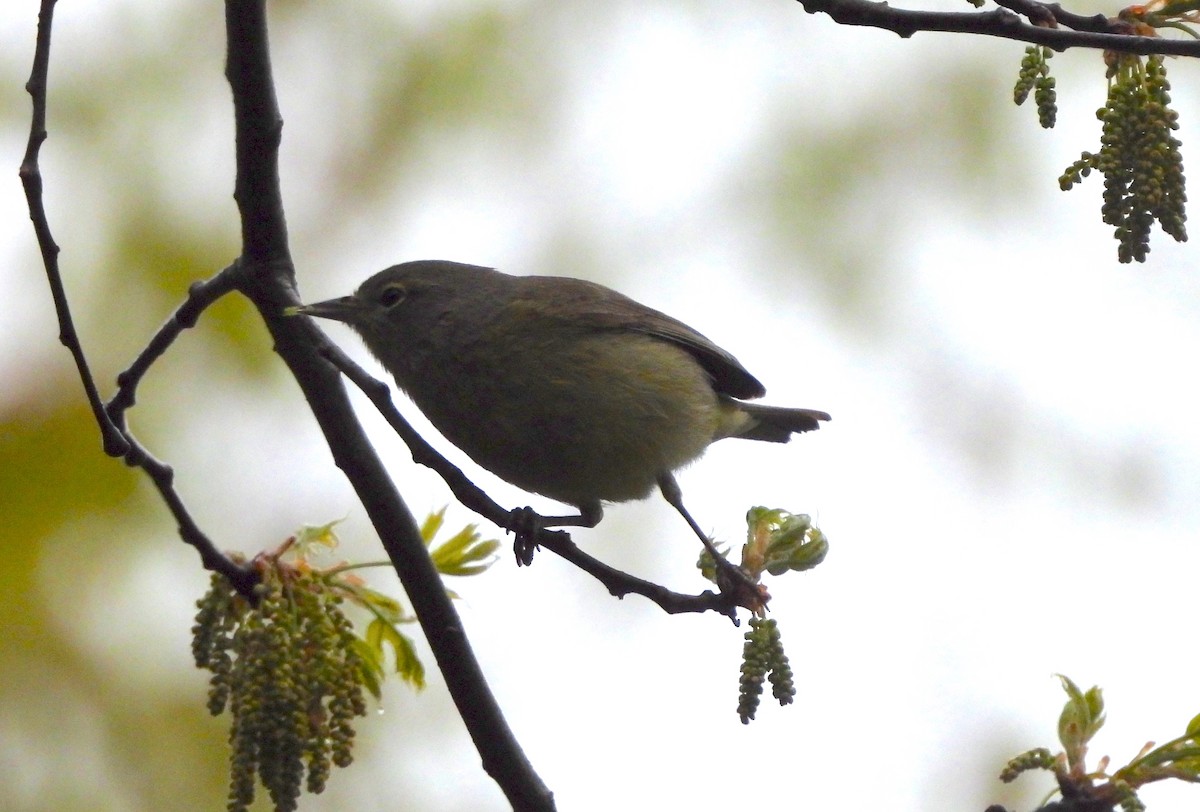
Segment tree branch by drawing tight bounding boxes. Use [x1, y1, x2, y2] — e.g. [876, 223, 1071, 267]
[19, 0, 128, 459]
[22, 0, 555, 805]
[220, 2, 554, 809]
[536, 534, 742, 619]
[794, 0, 1200, 56]
[100, 263, 259, 597]
[126, 426, 262, 597]
[19, 0, 257, 599]
[107, 264, 240, 420]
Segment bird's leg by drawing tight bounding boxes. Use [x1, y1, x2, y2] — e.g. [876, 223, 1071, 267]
[508, 502, 602, 566]
[657, 473, 758, 596]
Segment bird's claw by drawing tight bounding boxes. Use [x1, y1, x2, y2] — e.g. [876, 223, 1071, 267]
[710, 551, 771, 615]
[508, 506, 542, 566]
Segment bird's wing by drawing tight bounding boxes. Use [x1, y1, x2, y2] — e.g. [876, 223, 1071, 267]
[515, 276, 767, 400]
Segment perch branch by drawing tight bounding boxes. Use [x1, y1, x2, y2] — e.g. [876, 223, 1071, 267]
[795, 0, 1200, 55]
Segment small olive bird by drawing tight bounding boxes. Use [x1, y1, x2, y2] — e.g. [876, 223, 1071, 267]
[294, 260, 829, 564]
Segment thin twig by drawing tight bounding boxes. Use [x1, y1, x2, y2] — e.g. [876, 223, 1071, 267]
[124, 430, 260, 596]
[107, 264, 241, 424]
[18, 0, 127, 458]
[18, 0, 257, 600]
[102, 264, 258, 598]
[536, 533, 741, 620]
[1041, 2, 1117, 35]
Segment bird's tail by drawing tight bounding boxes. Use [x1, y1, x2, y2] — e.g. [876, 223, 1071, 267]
[723, 401, 831, 443]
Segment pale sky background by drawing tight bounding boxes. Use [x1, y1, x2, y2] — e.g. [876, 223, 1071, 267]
[3, 1, 1200, 811]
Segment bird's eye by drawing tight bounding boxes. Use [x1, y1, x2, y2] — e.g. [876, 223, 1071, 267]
[378, 284, 406, 308]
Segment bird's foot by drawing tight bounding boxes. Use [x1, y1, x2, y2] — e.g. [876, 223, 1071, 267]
[508, 506, 545, 566]
[704, 540, 771, 615]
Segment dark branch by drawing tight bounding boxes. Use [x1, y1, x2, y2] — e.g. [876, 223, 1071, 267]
[992, 0, 1056, 29]
[22, 0, 554, 804]
[96, 261, 258, 598]
[221, 3, 554, 809]
[321, 340, 743, 621]
[1040, 2, 1119, 34]
[536, 534, 741, 620]
[18, 0, 256, 600]
[795, 0, 1200, 56]
[107, 264, 240, 423]
[224, 0, 288, 263]
[269, 320, 556, 811]
[19, 0, 127, 459]
[125, 430, 260, 597]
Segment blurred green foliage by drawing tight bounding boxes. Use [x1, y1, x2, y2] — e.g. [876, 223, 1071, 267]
[4, 3, 534, 808]
[756, 62, 1022, 327]
[2, 0, 1036, 809]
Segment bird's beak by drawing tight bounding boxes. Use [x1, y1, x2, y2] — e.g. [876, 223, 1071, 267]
[285, 296, 364, 324]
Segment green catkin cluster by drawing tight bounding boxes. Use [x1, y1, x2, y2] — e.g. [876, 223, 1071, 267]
[193, 568, 240, 715]
[192, 566, 370, 812]
[737, 617, 795, 724]
[1060, 54, 1187, 263]
[998, 747, 1056, 782]
[1014, 46, 1057, 128]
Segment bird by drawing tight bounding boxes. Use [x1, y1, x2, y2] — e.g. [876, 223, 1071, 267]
[294, 259, 829, 567]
